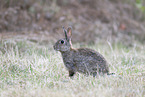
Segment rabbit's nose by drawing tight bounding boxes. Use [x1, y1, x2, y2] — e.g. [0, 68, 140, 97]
[53, 45, 56, 50]
[53, 45, 55, 49]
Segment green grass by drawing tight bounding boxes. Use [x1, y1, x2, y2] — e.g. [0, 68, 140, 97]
[0, 39, 144, 97]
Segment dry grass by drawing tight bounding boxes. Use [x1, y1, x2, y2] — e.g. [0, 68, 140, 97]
[0, 39, 144, 97]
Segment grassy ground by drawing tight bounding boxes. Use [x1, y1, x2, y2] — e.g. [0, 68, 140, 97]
[0, 39, 144, 97]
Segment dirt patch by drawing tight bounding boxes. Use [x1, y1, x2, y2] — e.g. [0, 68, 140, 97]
[0, 0, 145, 45]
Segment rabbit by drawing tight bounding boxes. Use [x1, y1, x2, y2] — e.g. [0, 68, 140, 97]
[53, 26, 114, 77]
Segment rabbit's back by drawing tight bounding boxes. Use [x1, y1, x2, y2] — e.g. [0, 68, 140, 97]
[73, 48, 109, 75]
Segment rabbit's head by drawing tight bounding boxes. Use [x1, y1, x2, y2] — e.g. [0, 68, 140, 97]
[53, 26, 72, 52]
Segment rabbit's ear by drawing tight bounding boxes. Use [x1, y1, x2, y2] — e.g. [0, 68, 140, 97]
[67, 26, 72, 40]
[62, 26, 68, 40]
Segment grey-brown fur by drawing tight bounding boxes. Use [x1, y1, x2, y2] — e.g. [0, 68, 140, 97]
[53, 26, 112, 77]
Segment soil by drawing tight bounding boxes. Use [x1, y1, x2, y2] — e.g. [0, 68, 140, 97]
[0, 0, 145, 45]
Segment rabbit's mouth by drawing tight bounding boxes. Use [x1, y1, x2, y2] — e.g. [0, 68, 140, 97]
[53, 45, 59, 51]
[54, 48, 60, 51]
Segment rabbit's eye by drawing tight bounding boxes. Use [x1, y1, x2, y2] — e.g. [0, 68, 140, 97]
[60, 40, 64, 44]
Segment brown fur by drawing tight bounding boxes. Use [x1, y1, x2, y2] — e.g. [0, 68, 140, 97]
[53, 26, 111, 77]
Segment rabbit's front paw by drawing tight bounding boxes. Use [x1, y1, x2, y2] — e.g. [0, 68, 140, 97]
[69, 71, 75, 77]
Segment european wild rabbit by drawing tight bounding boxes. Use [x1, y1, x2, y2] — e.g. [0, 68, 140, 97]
[53, 26, 114, 77]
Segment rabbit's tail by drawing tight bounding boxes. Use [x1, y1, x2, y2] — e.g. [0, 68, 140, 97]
[107, 72, 115, 75]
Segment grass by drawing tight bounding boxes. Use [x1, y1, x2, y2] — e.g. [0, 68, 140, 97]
[0, 39, 144, 97]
